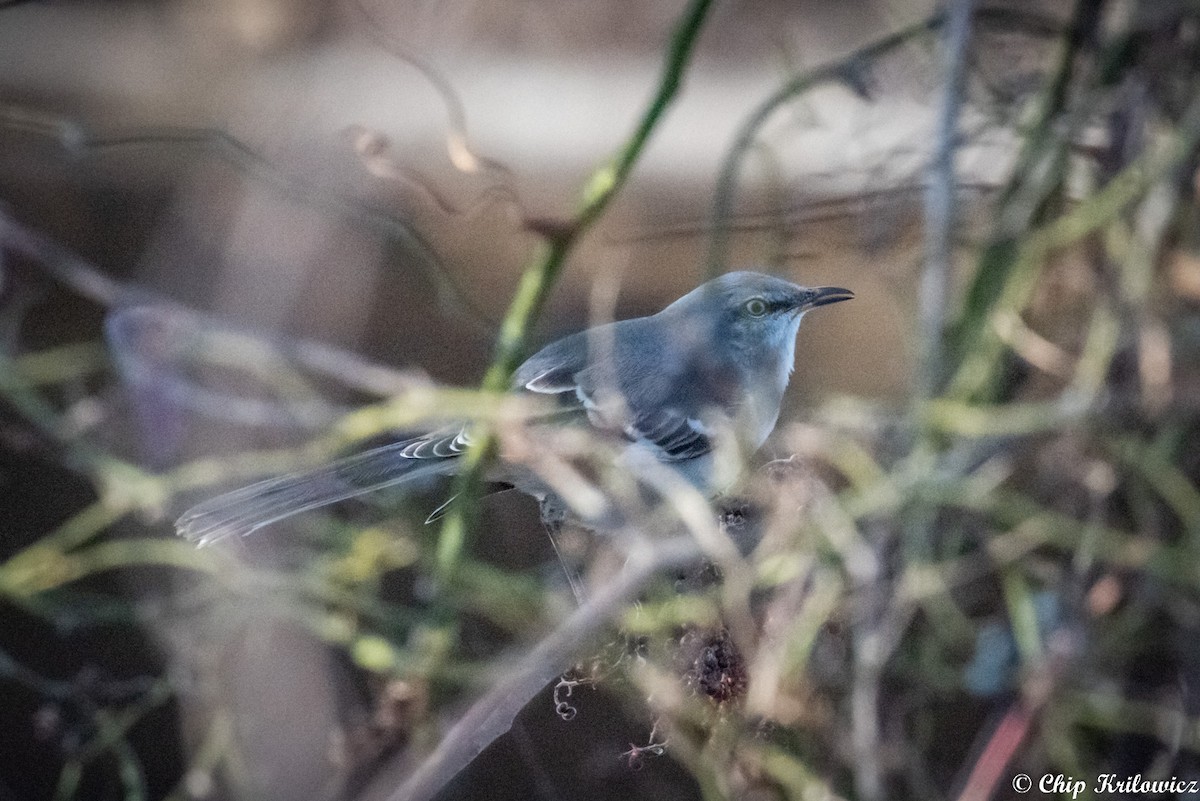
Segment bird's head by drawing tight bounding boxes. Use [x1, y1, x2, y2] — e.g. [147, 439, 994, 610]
[664, 271, 853, 360]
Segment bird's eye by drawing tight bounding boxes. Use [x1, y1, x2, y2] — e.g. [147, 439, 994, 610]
[744, 298, 768, 317]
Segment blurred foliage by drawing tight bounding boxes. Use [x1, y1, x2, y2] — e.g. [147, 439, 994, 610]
[3, 1, 1200, 801]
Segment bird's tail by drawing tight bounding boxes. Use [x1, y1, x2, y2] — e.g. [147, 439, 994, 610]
[175, 441, 456, 546]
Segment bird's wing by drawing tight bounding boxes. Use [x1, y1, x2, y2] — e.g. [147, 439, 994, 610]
[614, 405, 713, 461]
[514, 326, 714, 462]
[512, 328, 591, 395]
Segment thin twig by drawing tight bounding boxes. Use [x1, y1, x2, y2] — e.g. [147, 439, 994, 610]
[0, 108, 494, 331]
[948, 83, 1200, 400]
[350, 0, 515, 180]
[919, 0, 977, 399]
[944, 0, 1102, 392]
[954, 643, 1068, 801]
[436, 0, 717, 576]
[706, 14, 945, 276]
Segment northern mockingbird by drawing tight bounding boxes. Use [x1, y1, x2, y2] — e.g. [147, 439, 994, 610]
[176, 271, 852, 545]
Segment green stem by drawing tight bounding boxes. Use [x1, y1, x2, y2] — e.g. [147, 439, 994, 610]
[947, 85, 1200, 400]
[436, 0, 717, 577]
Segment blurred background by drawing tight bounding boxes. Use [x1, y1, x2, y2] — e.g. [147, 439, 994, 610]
[3, 0, 1200, 800]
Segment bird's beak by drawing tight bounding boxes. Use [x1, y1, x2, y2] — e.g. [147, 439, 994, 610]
[797, 286, 854, 311]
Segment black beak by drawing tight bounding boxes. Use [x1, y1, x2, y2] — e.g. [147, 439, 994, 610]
[799, 286, 854, 311]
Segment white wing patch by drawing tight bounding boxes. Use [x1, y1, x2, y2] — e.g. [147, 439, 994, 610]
[524, 367, 578, 395]
[399, 428, 472, 459]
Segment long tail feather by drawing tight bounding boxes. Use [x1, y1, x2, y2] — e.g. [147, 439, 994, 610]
[175, 441, 455, 546]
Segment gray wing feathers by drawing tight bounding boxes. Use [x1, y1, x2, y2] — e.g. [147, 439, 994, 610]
[626, 409, 711, 461]
[515, 320, 714, 461]
[512, 329, 590, 395]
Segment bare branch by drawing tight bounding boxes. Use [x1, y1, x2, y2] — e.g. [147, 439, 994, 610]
[919, 0, 977, 399]
[369, 537, 702, 801]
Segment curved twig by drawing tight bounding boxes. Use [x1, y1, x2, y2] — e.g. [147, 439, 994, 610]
[0, 106, 495, 332]
[706, 14, 945, 276]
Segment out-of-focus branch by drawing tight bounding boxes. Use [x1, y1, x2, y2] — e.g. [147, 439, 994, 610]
[706, 13, 945, 276]
[373, 536, 702, 801]
[1, 208, 481, 449]
[436, 0, 717, 576]
[0, 108, 493, 331]
[0, 349, 118, 477]
[350, 0, 515, 181]
[50, 677, 175, 801]
[0, 208, 126, 306]
[919, 0, 976, 400]
[954, 640, 1070, 801]
[948, 83, 1200, 400]
[479, 0, 715, 392]
[944, 0, 1102, 395]
[849, 542, 886, 801]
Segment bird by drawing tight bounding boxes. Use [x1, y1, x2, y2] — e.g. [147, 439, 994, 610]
[175, 271, 853, 546]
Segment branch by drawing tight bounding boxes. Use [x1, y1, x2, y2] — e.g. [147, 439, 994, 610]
[947, 82, 1200, 400]
[0, 107, 492, 330]
[436, 0, 717, 576]
[367, 537, 702, 801]
[918, 0, 977, 400]
[706, 14, 945, 275]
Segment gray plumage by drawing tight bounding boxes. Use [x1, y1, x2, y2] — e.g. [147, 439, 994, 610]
[176, 271, 852, 545]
